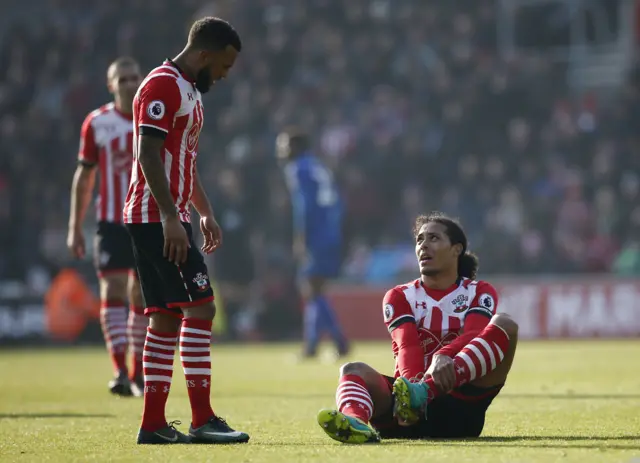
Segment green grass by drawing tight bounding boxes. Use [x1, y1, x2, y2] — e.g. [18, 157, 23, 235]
[1, 341, 639, 462]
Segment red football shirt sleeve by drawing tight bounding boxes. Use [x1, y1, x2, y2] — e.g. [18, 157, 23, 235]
[382, 288, 415, 331]
[383, 288, 424, 379]
[391, 323, 424, 379]
[78, 114, 98, 165]
[437, 281, 499, 357]
[136, 75, 181, 135]
[466, 281, 499, 320]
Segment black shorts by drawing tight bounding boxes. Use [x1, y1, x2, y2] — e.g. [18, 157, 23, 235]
[126, 222, 214, 318]
[94, 221, 136, 276]
[371, 375, 502, 439]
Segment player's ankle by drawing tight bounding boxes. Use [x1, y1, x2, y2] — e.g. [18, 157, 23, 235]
[192, 409, 215, 428]
[191, 418, 207, 429]
[140, 420, 167, 432]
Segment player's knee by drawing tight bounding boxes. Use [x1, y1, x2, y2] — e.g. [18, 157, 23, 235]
[182, 301, 216, 320]
[339, 361, 370, 377]
[100, 276, 127, 303]
[149, 312, 181, 333]
[491, 313, 518, 339]
[127, 279, 143, 307]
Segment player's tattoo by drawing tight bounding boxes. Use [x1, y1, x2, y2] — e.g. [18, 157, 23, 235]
[137, 134, 178, 220]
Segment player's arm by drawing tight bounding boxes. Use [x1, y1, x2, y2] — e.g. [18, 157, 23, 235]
[192, 167, 222, 254]
[137, 135, 178, 220]
[136, 77, 181, 221]
[284, 163, 309, 259]
[192, 167, 214, 217]
[69, 164, 97, 230]
[436, 282, 499, 358]
[384, 289, 424, 379]
[67, 116, 98, 258]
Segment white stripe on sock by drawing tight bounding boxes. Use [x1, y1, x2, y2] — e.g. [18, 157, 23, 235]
[493, 342, 505, 361]
[337, 397, 373, 417]
[458, 352, 477, 381]
[467, 344, 487, 376]
[180, 356, 211, 362]
[181, 327, 211, 336]
[183, 368, 211, 375]
[145, 341, 176, 351]
[337, 390, 371, 402]
[179, 346, 210, 352]
[147, 332, 177, 342]
[143, 351, 174, 361]
[144, 375, 172, 383]
[476, 338, 497, 370]
[143, 362, 173, 370]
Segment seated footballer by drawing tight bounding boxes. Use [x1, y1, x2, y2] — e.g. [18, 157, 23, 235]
[317, 212, 518, 442]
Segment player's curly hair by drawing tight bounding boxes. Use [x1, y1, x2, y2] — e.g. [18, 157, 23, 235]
[413, 212, 479, 280]
[188, 17, 242, 52]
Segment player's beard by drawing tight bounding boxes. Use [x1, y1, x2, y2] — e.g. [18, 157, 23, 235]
[195, 67, 213, 94]
[420, 265, 440, 277]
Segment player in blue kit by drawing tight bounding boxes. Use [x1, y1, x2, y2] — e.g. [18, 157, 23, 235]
[277, 127, 349, 359]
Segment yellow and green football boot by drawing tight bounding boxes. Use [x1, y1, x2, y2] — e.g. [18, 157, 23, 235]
[317, 409, 380, 444]
[392, 377, 431, 425]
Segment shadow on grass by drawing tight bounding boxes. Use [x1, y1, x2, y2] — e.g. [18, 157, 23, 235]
[378, 435, 640, 451]
[0, 413, 113, 419]
[260, 435, 640, 449]
[472, 435, 640, 442]
[218, 392, 640, 400]
[502, 393, 640, 400]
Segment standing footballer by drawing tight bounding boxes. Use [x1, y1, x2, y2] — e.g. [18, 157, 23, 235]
[123, 17, 249, 445]
[277, 128, 349, 359]
[67, 57, 147, 397]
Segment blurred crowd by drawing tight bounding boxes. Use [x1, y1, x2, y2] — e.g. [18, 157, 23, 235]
[1, 0, 640, 288]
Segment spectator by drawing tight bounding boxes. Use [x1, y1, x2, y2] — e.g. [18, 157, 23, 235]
[0, 0, 638, 286]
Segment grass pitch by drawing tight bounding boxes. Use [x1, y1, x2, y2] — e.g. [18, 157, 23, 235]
[1, 340, 639, 463]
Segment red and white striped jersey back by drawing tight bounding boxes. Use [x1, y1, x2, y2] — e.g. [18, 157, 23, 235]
[123, 60, 204, 224]
[78, 102, 133, 224]
[382, 278, 498, 377]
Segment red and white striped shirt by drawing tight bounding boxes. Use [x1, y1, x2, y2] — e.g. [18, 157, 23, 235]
[78, 103, 134, 224]
[123, 60, 204, 224]
[383, 278, 499, 377]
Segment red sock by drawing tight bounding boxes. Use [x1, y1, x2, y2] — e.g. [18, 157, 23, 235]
[100, 302, 128, 375]
[141, 327, 177, 431]
[180, 318, 215, 429]
[424, 323, 510, 401]
[336, 374, 373, 423]
[127, 305, 147, 380]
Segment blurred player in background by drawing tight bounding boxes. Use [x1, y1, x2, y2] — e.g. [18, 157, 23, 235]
[210, 168, 257, 341]
[317, 213, 519, 443]
[67, 57, 146, 397]
[123, 17, 249, 444]
[278, 128, 349, 359]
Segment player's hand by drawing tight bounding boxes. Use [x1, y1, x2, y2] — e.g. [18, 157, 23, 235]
[200, 215, 222, 254]
[67, 228, 86, 259]
[162, 216, 190, 264]
[426, 354, 456, 393]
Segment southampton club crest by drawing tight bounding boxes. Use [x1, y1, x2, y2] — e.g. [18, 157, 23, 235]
[451, 294, 469, 313]
[192, 272, 210, 292]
